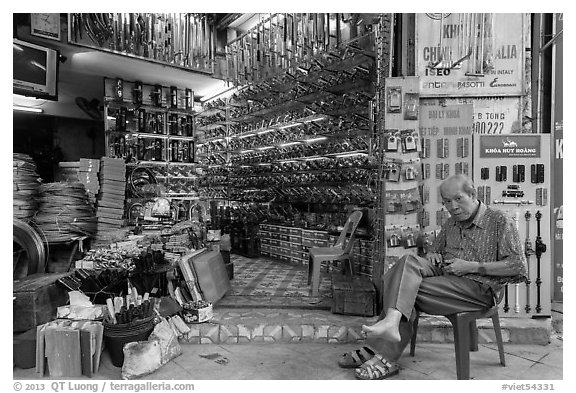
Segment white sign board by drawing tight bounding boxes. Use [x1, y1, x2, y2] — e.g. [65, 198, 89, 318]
[432, 96, 522, 134]
[416, 13, 524, 97]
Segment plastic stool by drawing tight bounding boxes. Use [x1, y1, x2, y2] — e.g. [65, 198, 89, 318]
[410, 306, 506, 380]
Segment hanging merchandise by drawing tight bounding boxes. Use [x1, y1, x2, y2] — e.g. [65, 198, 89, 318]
[473, 134, 552, 318]
[13, 153, 42, 222]
[69, 13, 215, 74]
[33, 182, 98, 244]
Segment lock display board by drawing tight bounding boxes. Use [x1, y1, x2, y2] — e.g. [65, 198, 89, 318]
[382, 77, 422, 262]
[473, 134, 551, 318]
[418, 101, 473, 241]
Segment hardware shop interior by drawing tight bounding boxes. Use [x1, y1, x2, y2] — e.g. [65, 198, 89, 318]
[12, 12, 563, 379]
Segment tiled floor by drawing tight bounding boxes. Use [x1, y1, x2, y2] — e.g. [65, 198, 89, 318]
[217, 255, 333, 309]
[13, 336, 563, 380]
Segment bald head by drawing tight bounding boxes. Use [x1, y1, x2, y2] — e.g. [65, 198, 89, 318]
[440, 175, 476, 199]
[440, 175, 479, 221]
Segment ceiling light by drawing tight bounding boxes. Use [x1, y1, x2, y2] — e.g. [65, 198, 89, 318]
[13, 105, 43, 113]
[238, 133, 255, 139]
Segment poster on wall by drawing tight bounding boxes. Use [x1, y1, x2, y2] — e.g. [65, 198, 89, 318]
[416, 13, 524, 97]
[427, 97, 521, 134]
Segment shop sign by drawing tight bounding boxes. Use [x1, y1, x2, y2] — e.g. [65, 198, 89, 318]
[423, 97, 521, 134]
[416, 13, 524, 97]
[553, 124, 563, 301]
[478, 135, 541, 158]
[419, 103, 473, 137]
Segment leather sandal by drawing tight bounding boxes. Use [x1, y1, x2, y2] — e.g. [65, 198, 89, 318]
[337, 346, 376, 369]
[354, 354, 400, 380]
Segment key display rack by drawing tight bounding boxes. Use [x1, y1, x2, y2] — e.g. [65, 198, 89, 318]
[196, 29, 380, 276]
[103, 77, 199, 202]
[68, 13, 216, 74]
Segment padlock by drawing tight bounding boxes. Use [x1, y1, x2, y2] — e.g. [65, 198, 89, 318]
[387, 165, 401, 182]
[404, 135, 417, 152]
[387, 135, 399, 151]
[405, 233, 417, 248]
[405, 166, 416, 180]
[388, 233, 401, 247]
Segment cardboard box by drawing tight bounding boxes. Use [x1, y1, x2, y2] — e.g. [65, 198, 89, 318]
[13, 272, 73, 332]
[331, 275, 376, 317]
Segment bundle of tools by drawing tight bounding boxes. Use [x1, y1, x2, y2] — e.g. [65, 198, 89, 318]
[33, 182, 98, 243]
[75, 247, 141, 271]
[13, 153, 42, 221]
[105, 289, 155, 325]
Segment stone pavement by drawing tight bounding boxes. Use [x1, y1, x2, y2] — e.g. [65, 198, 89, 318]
[13, 335, 562, 381]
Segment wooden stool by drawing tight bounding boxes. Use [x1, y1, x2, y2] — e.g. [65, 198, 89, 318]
[409, 306, 506, 380]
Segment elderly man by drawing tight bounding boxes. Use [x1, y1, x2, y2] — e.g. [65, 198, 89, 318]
[339, 174, 527, 380]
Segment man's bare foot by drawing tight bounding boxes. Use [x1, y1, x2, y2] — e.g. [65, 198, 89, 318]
[361, 319, 401, 342]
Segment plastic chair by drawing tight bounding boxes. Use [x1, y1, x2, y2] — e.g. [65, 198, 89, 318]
[409, 305, 506, 380]
[307, 211, 363, 297]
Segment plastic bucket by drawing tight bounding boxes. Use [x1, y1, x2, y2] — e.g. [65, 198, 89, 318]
[103, 317, 155, 367]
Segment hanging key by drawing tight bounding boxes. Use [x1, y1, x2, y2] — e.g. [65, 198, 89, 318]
[485, 186, 491, 205]
[443, 163, 450, 179]
[422, 185, 430, 204]
[531, 164, 537, 183]
[456, 138, 463, 158]
[481, 167, 489, 180]
[513, 165, 519, 183]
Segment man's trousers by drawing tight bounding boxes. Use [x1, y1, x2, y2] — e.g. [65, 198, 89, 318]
[365, 254, 495, 362]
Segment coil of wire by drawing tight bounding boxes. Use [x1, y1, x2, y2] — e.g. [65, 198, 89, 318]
[13, 153, 41, 222]
[13, 218, 47, 279]
[33, 182, 98, 243]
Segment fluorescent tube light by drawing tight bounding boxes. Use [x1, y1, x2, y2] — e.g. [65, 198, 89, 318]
[13, 105, 43, 113]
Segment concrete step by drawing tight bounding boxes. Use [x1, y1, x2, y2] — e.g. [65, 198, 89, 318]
[178, 307, 552, 346]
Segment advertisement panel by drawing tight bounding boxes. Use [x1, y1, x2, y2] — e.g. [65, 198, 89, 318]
[428, 97, 521, 134]
[416, 13, 524, 97]
[478, 135, 541, 158]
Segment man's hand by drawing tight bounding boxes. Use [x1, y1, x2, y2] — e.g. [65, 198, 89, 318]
[426, 252, 443, 267]
[443, 258, 477, 276]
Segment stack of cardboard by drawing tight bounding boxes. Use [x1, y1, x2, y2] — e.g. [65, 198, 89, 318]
[56, 161, 80, 182]
[78, 159, 100, 205]
[94, 158, 126, 244]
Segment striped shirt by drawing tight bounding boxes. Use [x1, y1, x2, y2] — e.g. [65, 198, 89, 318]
[430, 202, 528, 292]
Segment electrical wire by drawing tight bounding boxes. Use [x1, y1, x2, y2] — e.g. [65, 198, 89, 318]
[128, 166, 158, 198]
[13, 153, 41, 222]
[33, 182, 98, 243]
[13, 218, 47, 279]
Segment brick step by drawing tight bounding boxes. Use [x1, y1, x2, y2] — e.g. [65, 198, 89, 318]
[178, 307, 551, 346]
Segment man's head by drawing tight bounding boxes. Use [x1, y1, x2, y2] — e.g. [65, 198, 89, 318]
[440, 175, 479, 221]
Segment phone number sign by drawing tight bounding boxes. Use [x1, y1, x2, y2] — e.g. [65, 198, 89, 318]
[416, 13, 525, 97]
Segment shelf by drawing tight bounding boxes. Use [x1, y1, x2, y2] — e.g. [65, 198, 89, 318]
[105, 98, 196, 116]
[230, 166, 377, 178]
[127, 160, 197, 166]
